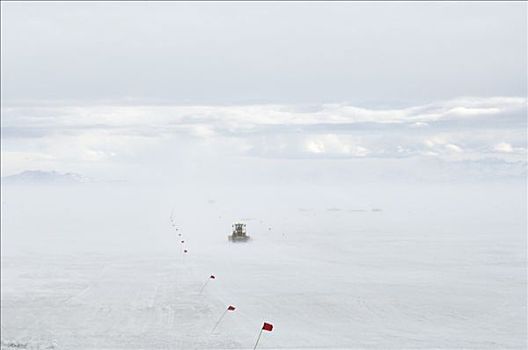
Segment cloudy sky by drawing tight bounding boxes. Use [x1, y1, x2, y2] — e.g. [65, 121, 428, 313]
[1, 2, 526, 183]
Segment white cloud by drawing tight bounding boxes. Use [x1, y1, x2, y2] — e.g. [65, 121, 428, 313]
[305, 140, 326, 154]
[2, 96, 525, 133]
[445, 144, 463, 153]
[189, 125, 216, 139]
[494, 142, 514, 153]
[304, 134, 369, 157]
[0, 96, 525, 176]
[447, 107, 501, 117]
[410, 122, 429, 128]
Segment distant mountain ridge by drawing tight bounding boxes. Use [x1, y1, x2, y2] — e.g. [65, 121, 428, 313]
[2, 170, 91, 185]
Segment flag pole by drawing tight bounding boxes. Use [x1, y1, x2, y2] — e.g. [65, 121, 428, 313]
[253, 328, 263, 350]
[211, 309, 228, 334]
[199, 279, 210, 294]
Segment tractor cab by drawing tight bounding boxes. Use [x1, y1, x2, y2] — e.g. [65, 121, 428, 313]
[228, 222, 250, 242]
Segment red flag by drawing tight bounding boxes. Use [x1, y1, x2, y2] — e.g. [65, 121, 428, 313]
[262, 322, 273, 332]
[227, 305, 236, 311]
[210, 275, 215, 279]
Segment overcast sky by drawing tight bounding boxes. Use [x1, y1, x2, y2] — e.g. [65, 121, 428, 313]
[2, 2, 526, 105]
[1, 2, 526, 183]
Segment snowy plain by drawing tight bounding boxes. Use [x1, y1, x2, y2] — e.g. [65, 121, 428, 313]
[1, 182, 526, 349]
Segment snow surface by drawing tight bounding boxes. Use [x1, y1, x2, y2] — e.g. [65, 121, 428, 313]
[1, 183, 526, 349]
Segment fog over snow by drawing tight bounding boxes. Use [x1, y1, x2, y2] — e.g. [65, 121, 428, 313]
[1, 2, 526, 350]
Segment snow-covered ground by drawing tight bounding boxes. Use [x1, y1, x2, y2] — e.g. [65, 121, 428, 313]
[1, 183, 526, 349]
